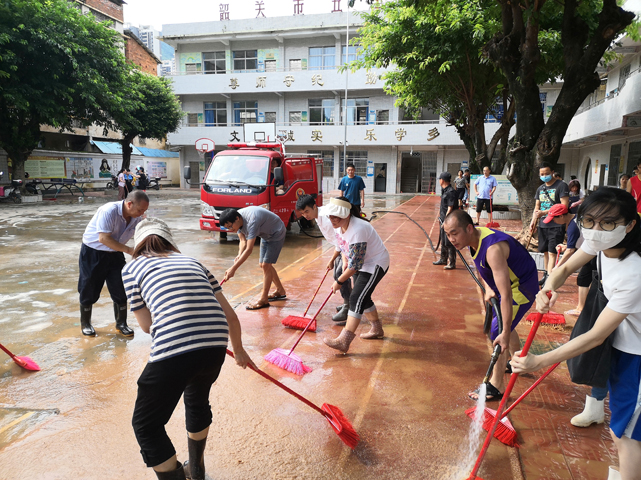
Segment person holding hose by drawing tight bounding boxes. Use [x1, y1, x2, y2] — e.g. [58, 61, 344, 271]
[296, 194, 353, 324]
[443, 210, 538, 401]
[122, 218, 255, 480]
[512, 187, 641, 480]
[323, 197, 390, 353]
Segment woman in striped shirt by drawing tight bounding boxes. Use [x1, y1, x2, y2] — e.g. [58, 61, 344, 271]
[122, 218, 254, 480]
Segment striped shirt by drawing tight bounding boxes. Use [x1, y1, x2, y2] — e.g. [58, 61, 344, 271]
[122, 253, 229, 362]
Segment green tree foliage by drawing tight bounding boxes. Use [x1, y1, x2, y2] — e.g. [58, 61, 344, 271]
[112, 71, 184, 170]
[355, 0, 517, 173]
[0, 0, 129, 181]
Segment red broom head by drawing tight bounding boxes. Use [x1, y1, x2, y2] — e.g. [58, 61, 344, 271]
[281, 315, 317, 332]
[14, 355, 41, 371]
[526, 311, 566, 325]
[321, 403, 359, 449]
[465, 407, 519, 447]
[486, 222, 500, 228]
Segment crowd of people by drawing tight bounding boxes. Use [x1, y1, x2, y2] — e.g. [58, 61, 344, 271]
[74, 159, 641, 479]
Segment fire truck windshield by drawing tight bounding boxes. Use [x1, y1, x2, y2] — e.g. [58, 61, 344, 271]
[205, 155, 270, 186]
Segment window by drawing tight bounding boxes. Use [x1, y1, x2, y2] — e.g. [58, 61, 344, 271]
[187, 113, 199, 126]
[376, 110, 389, 125]
[629, 142, 641, 176]
[233, 50, 258, 72]
[608, 144, 622, 186]
[203, 52, 226, 74]
[233, 101, 257, 125]
[264, 60, 277, 72]
[289, 111, 302, 125]
[185, 63, 200, 74]
[264, 112, 277, 123]
[204, 102, 227, 126]
[619, 64, 631, 90]
[309, 99, 335, 125]
[341, 45, 363, 64]
[341, 98, 369, 125]
[309, 47, 336, 70]
[338, 151, 368, 176]
[88, 8, 114, 27]
[289, 59, 302, 71]
[308, 150, 334, 178]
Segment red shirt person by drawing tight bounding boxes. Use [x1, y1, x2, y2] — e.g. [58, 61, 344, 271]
[626, 159, 641, 213]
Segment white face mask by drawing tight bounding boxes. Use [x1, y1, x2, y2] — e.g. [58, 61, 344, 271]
[581, 224, 628, 251]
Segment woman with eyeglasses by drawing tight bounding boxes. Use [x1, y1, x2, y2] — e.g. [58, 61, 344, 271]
[512, 187, 641, 480]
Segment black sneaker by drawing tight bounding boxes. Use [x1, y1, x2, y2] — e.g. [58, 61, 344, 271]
[539, 272, 548, 286]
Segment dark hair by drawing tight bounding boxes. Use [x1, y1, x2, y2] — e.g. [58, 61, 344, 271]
[336, 196, 369, 222]
[620, 174, 630, 182]
[132, 235, 180, 259]
[458, 170, 464, 176]
[464, 169, 470, 173]
[568, 179, 581, 191]
[577, 187, 641, 260]
[554, 172, 562, 179]
[346, 163, 356, 170]
[219, 208, 241, 227]
[296, 194, 317, 211]
[128, 190, 149, 205]
[444, 209, 474, 229]
[539, 162, 553, 171]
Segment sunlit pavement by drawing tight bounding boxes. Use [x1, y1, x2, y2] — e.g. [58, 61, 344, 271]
[0, 191, 613, 479]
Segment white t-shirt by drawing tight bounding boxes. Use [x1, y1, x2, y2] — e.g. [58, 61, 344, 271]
[317, 206, 337, 246]
[580, 243, 641, 354]
[334, 217, 390, 274]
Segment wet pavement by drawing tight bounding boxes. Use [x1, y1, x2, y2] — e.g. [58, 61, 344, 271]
[0, 191, 616, 479]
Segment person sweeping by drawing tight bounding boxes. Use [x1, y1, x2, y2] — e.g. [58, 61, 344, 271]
[323, 197, 390, 354]
[443, 210, 538, 402]
[122, 218, 255, 480]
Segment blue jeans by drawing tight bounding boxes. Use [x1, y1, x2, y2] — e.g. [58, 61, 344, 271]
[591, 386, 608, 401]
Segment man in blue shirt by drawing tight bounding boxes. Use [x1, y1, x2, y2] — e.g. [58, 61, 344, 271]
[474, 166, 498, 225]
[78, 190, 149, 337]
[338, 163, 366, 212]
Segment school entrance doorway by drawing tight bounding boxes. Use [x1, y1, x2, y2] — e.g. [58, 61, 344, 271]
[374, 163, 387, 192]
[400, 152, 422, 193]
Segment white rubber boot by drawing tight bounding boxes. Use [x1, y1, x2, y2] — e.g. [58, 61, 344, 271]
[570, 395, 605, 427]
[607, 466, 621, 480]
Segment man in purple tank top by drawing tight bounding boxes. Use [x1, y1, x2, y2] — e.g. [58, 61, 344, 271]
[444, 210, 538, 402]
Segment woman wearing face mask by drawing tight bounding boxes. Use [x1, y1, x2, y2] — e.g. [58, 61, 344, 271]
[512, 187, 641, 480]
[568, 179, 584, 214]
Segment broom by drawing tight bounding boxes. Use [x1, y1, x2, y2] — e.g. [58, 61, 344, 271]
[281, 269, 330, 331]
[466, 309, 545, 480]
[226, 349, 359, 449]
[485, 195, 500, 228]
[525, 246, 566, 326]
[266, 290, 333, 375]
[0, 342, 40, 371]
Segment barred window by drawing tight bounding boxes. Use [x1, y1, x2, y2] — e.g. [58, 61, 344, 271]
[308, 150, 334, 178]
[338, 151, 367, 177]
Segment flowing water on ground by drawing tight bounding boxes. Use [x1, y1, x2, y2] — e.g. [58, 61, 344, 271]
[448, 382, 487, 480]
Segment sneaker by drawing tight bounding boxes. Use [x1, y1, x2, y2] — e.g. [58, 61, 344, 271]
[539, 272, 548, 286]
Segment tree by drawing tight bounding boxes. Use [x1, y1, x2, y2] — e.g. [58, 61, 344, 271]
[110, 71, 184, 171]
[408, 0, 636, 234]
[0, 0, 130, 183]
[354, 0, 516, 173]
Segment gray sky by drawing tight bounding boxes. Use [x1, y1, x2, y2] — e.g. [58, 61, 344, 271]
[124, 0, 372, 31]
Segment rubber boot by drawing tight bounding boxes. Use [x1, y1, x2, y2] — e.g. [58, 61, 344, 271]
[183, 437, 206, 480]
[433, 248, 447, 266]
[539, 271, 548, 286]
[154, 461, 186, 480]
[113, 302, 134, 337]
[323, 329, 356, 354]
[570, 395, 605, 427]
[80, 304, 96, 336]
[607, 466, 621, 480]
[360, 319, 384, 339]
[444, 248, 457, 270]
[332, 304, 349, 324]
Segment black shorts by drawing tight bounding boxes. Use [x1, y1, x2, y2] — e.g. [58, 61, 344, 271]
[577, 256, 598, 288]
[348, 265, 388, 319]
[476, 198, 492, 213]
[456, 188, 466, 200]
[538, 226, 565, 253]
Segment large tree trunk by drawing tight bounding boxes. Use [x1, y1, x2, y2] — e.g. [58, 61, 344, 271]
[0, 116, 40, 194]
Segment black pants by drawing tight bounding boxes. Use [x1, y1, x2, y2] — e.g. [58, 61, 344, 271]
[348, 266, 388, 319]
[78, 243, 127, 306]
[334, 256, 352, 304]
[132, 347, 227, 467]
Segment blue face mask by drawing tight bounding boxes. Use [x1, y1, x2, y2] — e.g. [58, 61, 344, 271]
[540, 174, 553, 183]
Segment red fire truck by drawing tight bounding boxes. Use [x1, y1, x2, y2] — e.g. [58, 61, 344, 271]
[185, 141, 323, 239]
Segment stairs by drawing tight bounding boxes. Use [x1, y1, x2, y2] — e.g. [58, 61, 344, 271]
[401, 172, 419, 193]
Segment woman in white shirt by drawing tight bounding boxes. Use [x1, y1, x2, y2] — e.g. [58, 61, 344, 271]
[512, 187, 641, 480]
[323, 197, 390, 354]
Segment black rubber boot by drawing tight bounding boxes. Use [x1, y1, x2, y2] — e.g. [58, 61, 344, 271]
[113, 302, 134, 337]
[433, 248, 447, 266]
[183, 437, 207, 480]
[444, 248, 457, 270]
[80, 304, 96, 336]
[154, 461, 186, 480]
[332, 304, 349, 324]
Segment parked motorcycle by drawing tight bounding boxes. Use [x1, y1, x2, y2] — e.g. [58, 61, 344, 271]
[146, 177, 161, 191]
[105, 174, 119, 190]
[0, 171, 23, 204]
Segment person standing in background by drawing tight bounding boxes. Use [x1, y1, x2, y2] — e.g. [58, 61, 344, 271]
[338, 163, 366, 214]
[454, 170, 467, 209]
[474, 166, 498, 226]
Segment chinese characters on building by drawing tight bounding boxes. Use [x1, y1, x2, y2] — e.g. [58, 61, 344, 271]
[364, 129, 376, 141]
[395, 128, 406, 141]
[230, 131, 240, 142]
[365, 71, 378, 85]
[256, 1, 266, 17]
[427, 127, 440, 141]
[256, 76, 266, 88]
[229, 78, 239, 89]
[311, 130, 322, 142]
[283, 75, 295, 87]
[311, 74, 324, 86]
[332, 0, 342, 12]
[219, 4, 229, 20]
[294, 0, 304, 15]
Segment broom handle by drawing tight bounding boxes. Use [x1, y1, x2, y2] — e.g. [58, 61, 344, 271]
[288, 290, 334, 355]
[226, 349, 324, 415]
[501, 362, 560, 418]
[0, 343, 16, 359]
[303, 268, 330, 316]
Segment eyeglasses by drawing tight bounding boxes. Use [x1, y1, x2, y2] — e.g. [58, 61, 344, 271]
[578, 218, 627, 231]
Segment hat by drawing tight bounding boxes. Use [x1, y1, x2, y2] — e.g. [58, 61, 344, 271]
[324, 197, 352, 219]
[543, 203, 569, 223]
[134, 217, 178, 249]
[439, 172, 452, 181]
